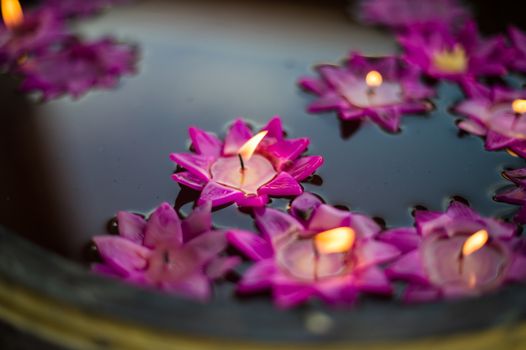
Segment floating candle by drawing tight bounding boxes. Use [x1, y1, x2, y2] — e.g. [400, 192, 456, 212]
[385, 201, 524, 302]
[455, 82, 526, 158]
[171, 117, 323, 208]
[299, 54, 434, 132]
[398, 21, 511, 81]
[227, 193, 400, 308]
[92, 202, 240, 301]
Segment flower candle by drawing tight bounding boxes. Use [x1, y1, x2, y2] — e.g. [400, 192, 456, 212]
[383, 201, 526, 302]
[92, 202, 240, 301]
[0, 1, 67, 66]
[171, 116, 323, 208]
[455, 82, 526, 158]
[226, 193, 400, 308]
[398, 21, 511, 82]
[299, 54, 434, 132]
[17, 37, 138, 100]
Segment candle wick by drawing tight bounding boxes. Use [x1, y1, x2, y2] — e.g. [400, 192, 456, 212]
[238, 154, 245, 171]
[458, 252, 464, 275]
[366, 87, 376, 96]
[313, 241, 320, 281]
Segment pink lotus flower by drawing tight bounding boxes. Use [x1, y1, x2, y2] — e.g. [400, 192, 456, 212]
[508, 26, 526, 73]
[384, 201, 526, 302]
[495, 168, 526, 224]
[358, 0, 470, 30]
[226, 193, 400, 308]
[17, 37, 138, 100]
[0, 9, 69, 66]
[92, 202, 240, 301]
[170, 116, 323, 208]
[299, 54, 434, 133]
[44, 0, 130, 19]
[454, 81, 526, 158]
[398, 21, 511, 82]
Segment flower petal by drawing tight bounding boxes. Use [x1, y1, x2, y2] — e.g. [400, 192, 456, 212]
[354, 239, 401, 270]
[258, 172, 303, 196]
[117, 211, 146, 244]
[290, 192, 323, 223]
[144, 203, 183, 248]
[307, 204, 350, 233]
[189, 127, 222, 157]
[273, 281, 316, 309]
[354, 266, 393, 295]
[162, 272, 211, 302]
[284, 155, 324, 181]
[264, 138, 310, 170]
[261, 115, 284, 140]
[458, 119, 486, 136]
[255, 208, 304, 242]
[495, 187, 526, 205]
[93, 236, 149, 276]
[386, 250, 428, 284]
[236, 194, 269, 207]
[349, 213, 382, 238]
[485, 131, 516, 150]
[379, 227, 420, 254]
[223, 119, 253, 155]
[226, 229, 273, 261]
[506, 255, 526, 282]
[237, 260, 276, 294]
[369, 107, 402, 132]
[316, 277, 357, 304]
[181, 201, 213, 243]
[171, 171, 207, 191]
[170, 153, 213, 181]
[198, 181, 244, 207]
[185, 230, 227, 263]
[205, 256, 241, 279]
[403, 284, 441, 303]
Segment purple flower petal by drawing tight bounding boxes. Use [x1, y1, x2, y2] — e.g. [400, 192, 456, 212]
[369, 107, 403, 133]
[354, 239, 401, 270]
[181, 201, 212, 243]
[143, 203, 183, 248]
[189, 127, 222, 157]
[495, 187, 526, 205]
[354, 266, 393, 295]
[284, 155, 324, 181]
[255, 207, 303, 242]
[226, 229, 273, 261]
[506, 255, 526, 282]
[205, 256, 241, 279]
[386, 250, 428, 284]
[306, 204, 351, 233]
[264, 138, 310, 170]
[316, 277, 357, 304]
[93, 236, 149, 276]
[162, 272, 211, 302]
[198, 181, 244, 207]
[223, 118, 252, 155]
[485, 131, 516, 150]
[379, 227, 420, 254]
[458, 119, 486, 136]
[261, 115, 284, 140]
[170, 153, 213, 181]
[349, 213, 382, 238]
[273, 281, 316, 309]
[117, 211, 146, 244]
[258, 172, 303, 196]
[236, 194, 269, 207]
[290, 192, 323, 223]
[237, 260, 276, 294]
[185, 231, 227, 263]
[171, 171, 207, 191]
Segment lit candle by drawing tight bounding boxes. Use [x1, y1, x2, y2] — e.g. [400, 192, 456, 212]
[171, 117, 323, 208]
[512, 99, 526, 115]
[1, 0, 23, 29]
[227, 193, 401, 308]
[299, 54, 434, 132]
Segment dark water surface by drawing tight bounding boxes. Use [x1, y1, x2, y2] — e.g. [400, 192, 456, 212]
[0, 0, 524, 262]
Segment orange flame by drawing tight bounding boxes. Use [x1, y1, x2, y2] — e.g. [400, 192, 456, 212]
[365, 70, 383, 88]
[462, 229, 489, 256]
[1, 0, 23, 30]
[238, 130, 268, 162]
[512, 99, 526, 114]
[314, 227, 356, 254]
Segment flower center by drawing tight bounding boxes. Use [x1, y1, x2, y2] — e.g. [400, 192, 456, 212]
[432, 44, 468, 73]
[422, 234, 507, 293]
[276, 235, 352, 281]
[210, 154, 277, 195]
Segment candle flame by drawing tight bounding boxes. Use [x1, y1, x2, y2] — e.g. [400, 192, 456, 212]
[365, 70, 383, 88]
[1, 0, 23, 30]
[238, 130, 268, 162]
[512, 99, 526, 114]
[314, 227, 355, 254]
[462, 229, 489, 257]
